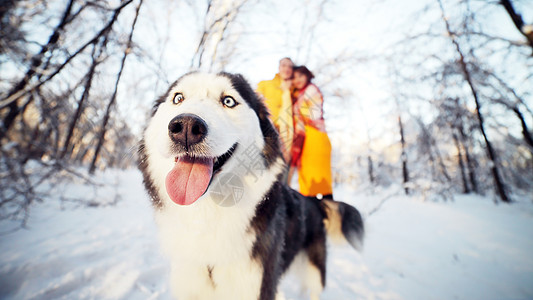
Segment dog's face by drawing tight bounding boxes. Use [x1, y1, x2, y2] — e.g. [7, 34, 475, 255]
[140, 72, 282, 208]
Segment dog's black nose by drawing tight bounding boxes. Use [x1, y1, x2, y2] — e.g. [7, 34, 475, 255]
[168, 114, 208, 150]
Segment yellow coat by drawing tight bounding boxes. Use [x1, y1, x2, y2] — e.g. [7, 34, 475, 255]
[257, 74, 293, 162]
[257, 74, 283, 122]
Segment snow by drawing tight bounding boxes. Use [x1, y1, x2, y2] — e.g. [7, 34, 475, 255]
[1, 169, 532, 300]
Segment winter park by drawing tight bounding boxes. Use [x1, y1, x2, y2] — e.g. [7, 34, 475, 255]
[1, 1, 533, 300]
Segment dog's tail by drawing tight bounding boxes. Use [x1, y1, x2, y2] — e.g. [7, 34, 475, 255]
[322, 199, 364, 250]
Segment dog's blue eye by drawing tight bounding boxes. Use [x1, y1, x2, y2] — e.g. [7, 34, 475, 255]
[172, 93, 184, 105]
[222, 96, 237, 108]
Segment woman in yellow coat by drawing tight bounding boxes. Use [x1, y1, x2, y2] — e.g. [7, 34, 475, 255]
[291, 65, 333, 199]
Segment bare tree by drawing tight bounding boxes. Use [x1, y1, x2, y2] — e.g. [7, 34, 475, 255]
[0, 0, 77, 141]
[414, 117, 452, 185]
[60, 40, 106, 160]
[1, 0, 135, 141]
[89, 0, 144, 174]
[190, 0, 250, 71]
[0, 0, 145, 223]
[438, 0, 510, 202]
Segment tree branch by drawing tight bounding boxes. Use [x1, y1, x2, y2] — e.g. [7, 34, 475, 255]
[499, 0, 533, 54]
[89, 0, 143, 174]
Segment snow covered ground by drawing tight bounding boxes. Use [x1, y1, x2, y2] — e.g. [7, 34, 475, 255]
[1, 169, 532, 300]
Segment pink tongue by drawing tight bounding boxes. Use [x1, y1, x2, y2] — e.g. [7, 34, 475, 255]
[165, 156, 214, 205]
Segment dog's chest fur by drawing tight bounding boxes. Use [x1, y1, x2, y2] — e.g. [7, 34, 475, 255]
[154, 168, 282, 299]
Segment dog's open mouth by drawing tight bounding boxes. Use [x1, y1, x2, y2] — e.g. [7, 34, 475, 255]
[165, 143, 238, 206]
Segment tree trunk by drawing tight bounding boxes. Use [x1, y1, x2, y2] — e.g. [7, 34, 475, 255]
[458, 123, 479, 194]
[512, 107, 533, 152]
[417, 118, 452, 183]
[458, 53, 509, 202]
[453, 131, 470, 193]
[399, 115, 409, 195]
[59, 43, 103, 160]
[367, 155, 375, 184]
[89, 0, 143, 174]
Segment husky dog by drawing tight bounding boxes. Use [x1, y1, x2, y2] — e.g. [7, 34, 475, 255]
[139, 72, 364, 300]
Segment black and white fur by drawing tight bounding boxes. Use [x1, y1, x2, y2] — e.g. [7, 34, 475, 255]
[139, 72, 364, 300]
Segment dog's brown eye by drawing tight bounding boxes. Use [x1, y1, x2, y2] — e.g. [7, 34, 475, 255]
[172, 93, 184, 105]
[222, 96, 238, 108]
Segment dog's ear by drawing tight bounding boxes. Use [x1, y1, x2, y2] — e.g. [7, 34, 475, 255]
[151, 80, 178, 116]
[255, 94, 282, 168]
[219, 72, 282, 167]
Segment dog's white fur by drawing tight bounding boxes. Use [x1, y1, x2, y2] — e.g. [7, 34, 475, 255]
[282, 251, 324, 300]
[143, 73, 285, 299]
